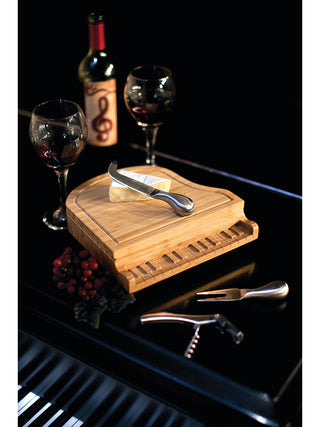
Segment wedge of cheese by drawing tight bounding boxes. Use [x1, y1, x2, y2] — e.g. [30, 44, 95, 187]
[109, 170, 171, 202]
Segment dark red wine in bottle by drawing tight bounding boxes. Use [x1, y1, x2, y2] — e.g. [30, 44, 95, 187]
[78, 12, 117, 146]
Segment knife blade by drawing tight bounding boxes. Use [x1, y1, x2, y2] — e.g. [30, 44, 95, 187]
[108, 161, 195, 216]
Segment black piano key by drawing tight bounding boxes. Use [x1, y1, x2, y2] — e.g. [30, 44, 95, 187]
[54, 371, 93, 410]
[68, 377, 109, 421]
[30, 355, 75, 398]
[19, 348, 52, 386]
[143, 405, 172, 427]
[18, 334, 42, 365]
[81, 382, 124, 425]
[112, 394, 155, 427]
[22, 354, 60, 395]
[43, 363, 79, 402]
[162, 412, 188, 427]
[18, 336, 32, 359]
[92, 387, 137, 426]
[64, 375, 101, 415]
[129, 400, 159, 427]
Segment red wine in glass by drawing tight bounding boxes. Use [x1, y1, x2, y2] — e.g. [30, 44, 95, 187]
[29, 99, 88, 230]
[37, 133, 86, 169]
[124, 65, 175, 165]
[126, 98, 174, 127]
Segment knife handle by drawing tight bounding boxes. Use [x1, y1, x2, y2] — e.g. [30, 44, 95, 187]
[243, 280, 289, 300]
[151, 191, 195, 216]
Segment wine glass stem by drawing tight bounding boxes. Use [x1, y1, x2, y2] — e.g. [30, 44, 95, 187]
[143, 126, 159, 165]
[54, 168, 69, 213]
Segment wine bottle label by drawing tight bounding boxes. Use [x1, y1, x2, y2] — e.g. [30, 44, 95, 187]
[84, 79, 117, 147]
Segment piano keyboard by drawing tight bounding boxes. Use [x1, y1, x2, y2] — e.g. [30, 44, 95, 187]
[18, 330, 204, 426]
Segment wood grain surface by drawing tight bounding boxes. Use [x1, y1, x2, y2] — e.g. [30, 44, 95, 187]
[66, 165, 259, 293]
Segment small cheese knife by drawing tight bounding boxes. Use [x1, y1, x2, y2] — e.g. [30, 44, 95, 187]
[108, 161, 195, 216]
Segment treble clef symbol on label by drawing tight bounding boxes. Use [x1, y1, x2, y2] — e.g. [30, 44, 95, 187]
[92, 96, 113, 142]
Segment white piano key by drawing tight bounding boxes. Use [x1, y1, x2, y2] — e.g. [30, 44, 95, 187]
[62, 416, 84, 426]
[18, 391, 40, 415]
[22, 402, 52, 427]
[42, 409, 64, 427]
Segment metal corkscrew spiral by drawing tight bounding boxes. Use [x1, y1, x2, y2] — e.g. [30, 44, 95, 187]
[184, 325, 201, 359]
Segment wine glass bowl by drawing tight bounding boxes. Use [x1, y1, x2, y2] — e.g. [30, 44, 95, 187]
[29, 99, 88, 230]
[124, 65, 175, 165]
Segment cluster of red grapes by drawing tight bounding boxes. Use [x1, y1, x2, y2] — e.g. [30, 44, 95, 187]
[52, 246, 113, 302]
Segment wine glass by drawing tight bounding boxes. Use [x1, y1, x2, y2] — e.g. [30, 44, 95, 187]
[124, 65, 176, 165]
[29, 99, 88, 230]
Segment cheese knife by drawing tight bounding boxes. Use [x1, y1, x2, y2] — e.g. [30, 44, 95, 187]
[108, 161, 195, 216]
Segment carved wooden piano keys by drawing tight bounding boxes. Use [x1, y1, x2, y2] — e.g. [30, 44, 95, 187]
[67, 165, 259, 293]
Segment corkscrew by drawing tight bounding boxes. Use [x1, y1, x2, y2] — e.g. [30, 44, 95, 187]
[184, 325, 201, 359]
[140, 312, 244, 359]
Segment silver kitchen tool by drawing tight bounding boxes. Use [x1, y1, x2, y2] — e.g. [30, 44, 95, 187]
[184, 325, 201, 359]
[196, 280, 289, 302]
[108, 161, 195, 216]
[140, 312, 244, 359]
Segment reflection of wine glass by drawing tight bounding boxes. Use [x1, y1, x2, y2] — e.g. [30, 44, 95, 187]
[29, 99, 88, 230]
[124, 65, 176, 165]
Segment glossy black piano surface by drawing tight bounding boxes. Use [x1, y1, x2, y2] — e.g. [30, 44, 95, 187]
[18, 330, 204, 426]
[18, 2, 301, 426]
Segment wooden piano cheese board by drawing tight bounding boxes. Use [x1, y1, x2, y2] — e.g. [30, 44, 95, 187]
[66, 165, 259, 293]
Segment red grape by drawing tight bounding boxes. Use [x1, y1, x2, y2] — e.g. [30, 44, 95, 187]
[89, 260, 99, 270]
[79, 249, 89, 259]
[81, 260, 89, 269]
[84, 281, 93, 290]
[53, 245, 116, 303]
[53, 258, 63, 268]
[67, 286, 76, 295]
[83, 269, 92, 278]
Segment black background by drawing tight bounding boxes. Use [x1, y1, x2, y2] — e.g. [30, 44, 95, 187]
[17, 4, 302, 423]
[18, 0, 302, 194]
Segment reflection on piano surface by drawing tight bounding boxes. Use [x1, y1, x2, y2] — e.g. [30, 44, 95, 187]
[18, 330, 204, 426]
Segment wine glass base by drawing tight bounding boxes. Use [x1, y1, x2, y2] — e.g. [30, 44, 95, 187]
[42, 207, 68, 231]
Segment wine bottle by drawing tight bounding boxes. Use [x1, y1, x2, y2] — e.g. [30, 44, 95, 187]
[78, 12, 117, 147]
